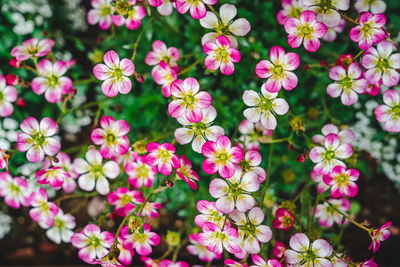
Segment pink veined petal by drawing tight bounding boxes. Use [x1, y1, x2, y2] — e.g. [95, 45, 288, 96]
[283, 52, 300, 70]
[281, 71, 298, 90]
[324, 133, 340, 150]
[26, 145, 45, 162]
[204, 55, 221, 71]
[347, 63, 362, 79]
[221, 61, 235, 75]
[269, 46, 286, 63]
[183, 77, 200, 94]
[383, 90, 400, 107]
[31, 77, 48, 95]
[216, 35, 231, 48]
[20, 116, 39, 135]
[329, 65, 346, 81]
[374, 105, 391, 122]
[37, 59, 53, 77]
[289, 233, 310, 252]
[264, 77, 282, 93]
[260, 111, 277, 130]
[40, 117, 58, 136]
[229, 48, 241, 63]
[335, 143, 353, 159]
[309, 146, 325, 163]
[216, 195, 235, 213]
[303, 38, 321, 52]
[236, 194, 255, 212]
[255, 60, 273, 79]
[168, 99, 185, 118]
[175, 0, 190, 14]
[229, 18, 251, 36]
[0, 102, 14, 117]
[189, 2, 207, 19]
[344, 182, 358, 197]
[202, 158, 218, 175]
[103, 50, 120, 69]
[382, 69, 400, 87]
[101, 78, 119, 97]
[287, 34, 303, 49]
[255, 225, 272, 243]
[284, 17, 300, 35]
[42, 137, 61, 156]
[120, 58, 135, 76]
[186, 108, 203, 123]
[93, 63, 112, 80]
[340, 89, 358, 106]
[114, 76, 132, 94]
[362, 54, 378, 69]
[300, 10, 316, 23]
[272, 98, 289, 115]
[311, 239, 333, 257]
[219, 161, 236, 179]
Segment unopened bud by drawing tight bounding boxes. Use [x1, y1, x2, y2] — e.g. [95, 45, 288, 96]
[17, 98, 26, 107]
[10, 58, 21, 68]
[166, 231, 181, 247]
[5, 74, 19, 85]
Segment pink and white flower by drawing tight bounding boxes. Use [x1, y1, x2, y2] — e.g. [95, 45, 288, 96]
[74, 149, 120, 195]
[284, 233, 333, 267]
[107, 187, 144, 217]
[251, 255, 282, 267]
[202, 135, 243, 179]
[112, 1, 146, 30]
[151, 61, 178, 97]
[349, 12, 386, 50]
[145, 40, 180, 71]
[303, 0, 349, 27]
[229, 207, 272, 254]
[93, 50, 135, 97]
[323, 19, 346, 42]
[187, 233, 220, 262]
[374, 89, 400, 132]
[240, 150, 267, 183]
[0, 172, 30, 209]
[360, 257, 378, 267]
[168, 78, 212, 122]
[29, 188, 59, 227]
[176, 155, 199, 190]
[125, 156, 158, 189]
[209, 167, 259, 213]
[159, 259, 189, 267]
[71, 224, 113, 264]
[362, 40, 400, 87]
[238, 120, 272, 151]
[284, 10, 327, 52]
[87, 0, 114, 30]
[144, 142, 180, 176]
[36, 167, 71, 189]
[40, 209, 75, 244]
[273, 241, 287, 260]
[157, 0, 174, 16]
[11, 38, 55, 61]
[312, 124, 355, 145]
[32, 59, 73, 103]
[197, 222, 241, 255]
[195, 200, 227, 228]
[355, 0, 386, 14]
[139, 202, 162, 218]
[311, 170, 330, 193]
[314, 198, 350, 227]
[121, 224, 160, 256]
[199, 4, 251, 48]
[203, 35, 241, 75]
[148, 0, 164, 7]
[369, 221, 391, 253]
[43, 152, 77, 193]
[225, 259, 248, 267]
[91, 116, 130, 158]
[242, 84, 289, 130]
[0, 75, 17, 117]
[175, 0, 217, 19]
[17, 117, 61, 162]
[309, 133, 353, 175]
[175, 105, 224, 153]
[323, 166, 359, 198]
[272, 208, 295, 231]
[116, 233, 134, 266]
[255, 46, 300, 93]
[277, 0, 307, 25]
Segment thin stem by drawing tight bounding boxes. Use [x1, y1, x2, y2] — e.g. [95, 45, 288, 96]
[340, 13, 359, 25]
[74, 77, 96, 85]
[177, 59, 203, 76]
[221, 215, 228, 231]
[327, 201, 372, 233]
[308, 193, 321, 231]
[258, 143, 274, 207]
[264, 137, 290, 144]
[131, 26, 147, 61]
[353, 50, 365, 60]
[320, 86, 339, 124]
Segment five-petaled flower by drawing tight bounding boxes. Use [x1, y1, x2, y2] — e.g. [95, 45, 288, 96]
[197, 222, 241, 255]
[145, 40, 180, 72]
[349, 12, 386, 50]
[36, 166, 71, 189]
[369, 221, 391, 253]
[121, 224, 160, 256]
[0, 75, 18, 117]
[144, 142, 180, 176]
[314, 198, 350, 227]
[176, 155, 200, 190]
[40, 209, 76, 244]
[0, 172, 30, 209]
[29, 188, 59, 227]
[374, 89, 400, 132]
[303, 0, 350, 27]
[11, 38, 55, 61]
[175, 0, 217, 20]
[87, 0, 114, 30]
[272, 208, 295, 231]
[125, 155, 158, 189]
[323, 165, 359, 198]
[107, 187, 144, 217]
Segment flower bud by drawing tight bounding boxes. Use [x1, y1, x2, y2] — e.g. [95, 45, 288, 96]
[336, 54, 353, 69]
[166, 230, 181, 247]
[290, 116, 306, 132]
[17, 98, 26, 107]
[9, 58, 21, 68]
[5, 74, 19, 85]
[132, 140, 147, 154]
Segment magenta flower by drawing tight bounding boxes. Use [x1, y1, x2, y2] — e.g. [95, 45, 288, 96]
[71, 224, 114, 264]
[0, 172, 30, 209]
[374, 89, 400, 132]
[362, 40, 400, 87]
[151, 61, 178, 97]
[272, 208, 295, 231]
[87, 0, 114, 30]
[197, 222, 241, 255]
[251, 255, 282, 267]
[323, 166, 359, 198]
[203, 35, 241, 75]
[168, 78, 212, 122]
[159, 259, 189, 267]
[314, 198, 350, 227]
[148, 0, 163, 7]
[125, 156, 158, 189]
[145, 40, 180, 71]
[312, 123, 355, 145]
[349, 12, 386, 50]
[144, 142, 180, 175]
[225, 259, 248, 267]
[284, 10, 327, 52]
[176, 155, 200, 190]
[93, 50, 135, 97]
[121, 224, 160, 256]
[360, 257, 378, 267]
[11, 38, 55, 61]
[43, 152, 77, 193]
[309, 133, 353, 175]
[176, 0, 217, 19]
[17, 117, 61, 162]
[195, 200, 227, 228]
[187, 233, 221, 262]
[116, 233, 134, 266]
[255, 46, 300, 93]
[240, 150, 267, 183]
[303, 0, 349, 27]
[369, 221, 391, 253]
[40, 209, 76, 244]
[327, 63, 368, 106]
[91, 116, 130, 158]
[202, 135, 243, 178]
[29, 188, 59, 227]
[0, 75, 17, 117]
[273, 240, 287, 260]
[32, 59, 73, 103]
[36, 167, 71, 189]
[107, 187, 144, 217]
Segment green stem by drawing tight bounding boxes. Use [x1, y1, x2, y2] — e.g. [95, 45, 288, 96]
[177, 59, 203, 76]
[264, 137, 290, 144]
[327, 201, 372, 233]
[320, 86, 339, 124]
[340, 13, 359, 25]
[353, 50, 365, 60]
[258, 143, 274, 207]
[308, 193, 321, 231]
[74, 77, 96, 85]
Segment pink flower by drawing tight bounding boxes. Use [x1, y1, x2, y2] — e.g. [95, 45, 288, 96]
[0, 149, 9, 171]
[175, 105, 224, 153]
[202, 135, 243, 178]
[349, 12, 386, 50]
[11, 38, 55, 61]
[303, 0, 349, 27]
[355, 0, 386, 14]
[187, 233, 220, 262]
[311, 170, 330, 193]
[360, 257, 378, 267]
[314, 198, 350, 227]
[272, 208, 295, 231]
[111, 1, 146, 30]
[125, 156, 157, 188]
[251, 255, 282, 267]
[203, 35, 241, 75]
[277, 0, 307, 25]
[29, 188, 59, 227]
[272, 241, 286, 259]
[175, 0, 217, 19]
[323, 166, 359, 198]
[157, 0, 174, 16]
[141, 256, 159, 267]
[40, 209, 76, 244]
[238, 120, 272, 151]
[71, 224, 114, 264]
[242, 84, 289, 130]
[74, 149, 120, 195]
[36, 167, 71, 189]
[148, 0, 163, 7]
[309, 133, 353, 175]
[139, 202, 162, 218]
[93, 50, 135, 97]
[151, 61, 178, 97]
[176, 155, 199, 190]
[144, 142, 180, 175]
[240, 150, 267, 183]
[87, 0, 114, 30]
[168, 78, 212, 122]
[369, 221, 391, 252]
[121, 224, 160, 256]
[230, 207, 272, 254]
[362, 40, 400, 87]
[43, 152, 77, 193]
[197, 222, 241, 255]
[145, 40, 180, 71]
[107, 187, 144, 216]
[284, 10, 327, 52]
[93, 256, 125, 267]
[323, 19, 346, 42]
[284, 233, 333, 266]
[255, 46, 300, 93]
[159, 259, 189, 267]
[209, 167, 259, 213]
[225, 259, 248, 267]
[312, 124, 355, 145]
[91, 116, 130, 158]
[116, 233, 134, 266]
[195, 200, 227, 228]
[0, 172, 30, 209]
[32, 59, 73, 103]
[17, 117, 61, 162]
[374, 89, 400, 132]
[0, 75, 17, 117]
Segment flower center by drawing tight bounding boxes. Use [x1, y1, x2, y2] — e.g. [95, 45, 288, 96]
[138, 165, 149, 177]
[377, 57, 390, 70]
[301, 25, 314, 38]
[303, 250, 317, 263]
[289, 7, 302, 18]
[54, 217, 65, 229]
[193, 122, 206, 136]
[47, 75, 60, 88]
[88, 236, 101, 247]
[32, 132, 46, 146]
[91, 164, 103, 178]
[324, 150, 335, 160]
[336, 174, 349, 184]
[273, 64, 284, 75]
[113, 68, 124, 80]
[107, 133, 116, 143]
[216, 48, 230, 63]
[101, 6, 111, 17]
[184, 94, 195, 105]
[217, 152, 229, 164]
[340, 77, 353, 89]
[115, 0, 131, 16]
[121, 194, 133, 206]
[28, 46, 38, 55]
[319, 0, 333, 10]
[391, 105, 400, 117]
[259, 97, 272, 111]
[9, 183, 21, 194]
